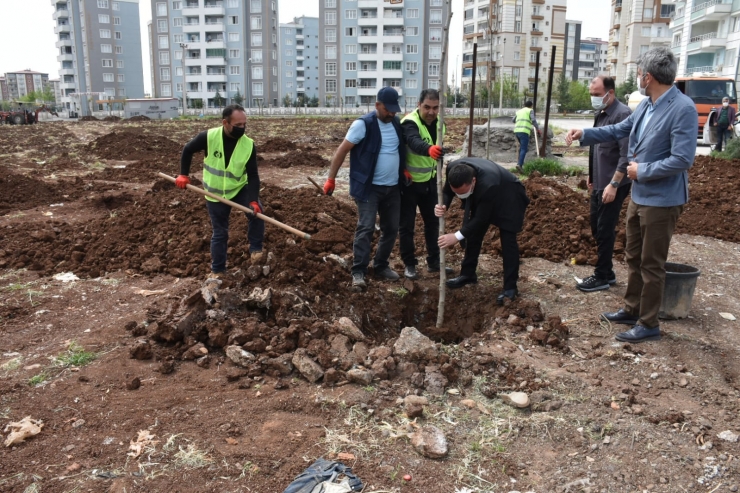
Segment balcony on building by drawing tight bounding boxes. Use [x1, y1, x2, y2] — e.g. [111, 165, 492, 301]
[296, 76, 305, 82]
[204, 33, 225, 49]
[53, 3, 69, 19]
[614, 0, 622, 11]
[691, 0, 732, 22]
[55, 38, 73, 49]
[54, 22, 71, 34]
[687, 31, 725, 52]
[531, 29, 543, 36]
[295, 34, 304, 40]
[610, 58, 618, 63]
[358, 9, 377, 26]
[529, 46, 542, 51]
[358, 0, 378, 7]
[183, 18, 201, 33]
[650, 35, 672, 46]
[612, 40, 620, 46]
[182, 1, 201, 16]
[383, 8, 404, 25]
[359, 28, 380, 46]
[205, 67, 227, 82]
[532, 15, 544, 20]
[382, 28, 404, 44]
[204, 15, 224, 27]
[203, 1, 225, 16]
[685, 64, 722, 75]
[205, 49, 227, 64]
[532, 0, 545, 4]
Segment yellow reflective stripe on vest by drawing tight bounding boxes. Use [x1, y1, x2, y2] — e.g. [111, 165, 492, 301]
[202, 127, 253, 201]
[514, 107, 534, 134]
[401, 110, 445, 182]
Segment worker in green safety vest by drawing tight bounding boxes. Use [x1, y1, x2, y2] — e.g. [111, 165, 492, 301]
[512, 100, 541, 173]
[399, 89, 453, 280]
[176, 104, 265, 278]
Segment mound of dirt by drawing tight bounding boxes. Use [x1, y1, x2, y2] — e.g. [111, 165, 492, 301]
[260, 151, 329, 168]
[126, 115, 151, 122]
[78, 115, 99, 121]
[0, 173, 93, 215]
[86, 129, 182, 161]
[258, 138, 298, 153]
[102, 115, 121, 121]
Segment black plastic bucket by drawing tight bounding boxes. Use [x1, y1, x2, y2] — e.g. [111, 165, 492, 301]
[659, 262, 701, 320]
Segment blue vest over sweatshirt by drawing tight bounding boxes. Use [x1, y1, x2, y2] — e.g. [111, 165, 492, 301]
[348, 111, 406, 201]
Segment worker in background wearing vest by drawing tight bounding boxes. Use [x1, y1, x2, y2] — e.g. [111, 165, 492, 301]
[176, 104, 264, 278]
[512, 100, 541, 173]
[399, 89, 454, 280]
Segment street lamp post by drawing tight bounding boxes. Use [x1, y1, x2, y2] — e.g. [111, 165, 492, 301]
[245, 58, 252, 110]
[179, 42, 188, 115]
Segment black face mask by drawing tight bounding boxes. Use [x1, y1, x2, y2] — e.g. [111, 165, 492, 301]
[228, 125, 245, 139]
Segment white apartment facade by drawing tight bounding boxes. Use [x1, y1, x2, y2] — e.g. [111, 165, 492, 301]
[460, 0, 568, 97]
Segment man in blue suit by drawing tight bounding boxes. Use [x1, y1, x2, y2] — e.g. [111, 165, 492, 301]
[565, 47, 697, 343]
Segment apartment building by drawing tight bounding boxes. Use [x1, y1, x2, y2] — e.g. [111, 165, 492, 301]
[149, 0, 280, 109]
[563, 20, 581, 80]
[670, 0, 740, 78]
[317, 0, 450, 111]
[607, 0, 674, 82]
[0, 78, 6, 101]
[460, 0, 568, 97]
[50, 79, 63, 106]
[1, 70, 51, 100]
[576, 38, 609, 82]
[52, 0, 145, 116]
[279, 16, 320, 106]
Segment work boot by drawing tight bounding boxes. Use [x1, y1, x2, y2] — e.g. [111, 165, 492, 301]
[351, 272, 366, 290]
[404, 266, 420, 280]
[250, 250, 263, 262]
[208, 271, 223, 279]
[576, 275, 610, 292]
[428, 265, 455, 276]
[374, 267, 400, 281]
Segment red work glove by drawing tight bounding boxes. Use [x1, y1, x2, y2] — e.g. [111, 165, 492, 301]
[175, 175, 190, 189]
[403, 169, 413, 186]
[249, 201, 262, 214]
[428, 145, 444, 160]
[323, 178, 335, 196]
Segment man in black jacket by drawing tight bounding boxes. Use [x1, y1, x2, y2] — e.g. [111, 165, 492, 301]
[434, 158, 530, 304]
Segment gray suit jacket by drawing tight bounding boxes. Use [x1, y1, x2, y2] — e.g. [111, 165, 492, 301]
[580, 85, 697, 207]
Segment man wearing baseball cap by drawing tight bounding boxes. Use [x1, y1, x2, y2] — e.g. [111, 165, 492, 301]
[324, 87, 407, 290]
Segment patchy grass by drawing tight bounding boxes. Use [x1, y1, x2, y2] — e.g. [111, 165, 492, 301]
[1, 357, 22, 374]
[521, 158, 565, 176]
[55, 342, 97, 368]
[174, 443, 214, 469]
[28, 373, 48, 387]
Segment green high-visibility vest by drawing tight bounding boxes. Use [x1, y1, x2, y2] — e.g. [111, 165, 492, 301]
[400, 110, 446, 183]
[514, 107, 534, 135]
[202, 127, 254, 202]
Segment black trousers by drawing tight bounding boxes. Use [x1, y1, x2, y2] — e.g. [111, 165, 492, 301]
[460, 227, 520, 290]
[399, 179, 440, 268]
[590, 184, 630, 279]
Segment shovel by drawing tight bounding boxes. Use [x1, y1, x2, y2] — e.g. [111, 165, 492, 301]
[157, 172, 312, 240]
[307, 176, 324, 194]
[533, 129, 540, 158]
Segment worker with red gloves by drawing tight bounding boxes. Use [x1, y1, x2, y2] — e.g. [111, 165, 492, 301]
[323, 87, 406, 290]
[398, 89, 452, 280]
[176, 104, 264, 277]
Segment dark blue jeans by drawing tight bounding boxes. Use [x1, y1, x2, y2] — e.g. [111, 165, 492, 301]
[399, 179, 440, 268]
[590, 184, 631, 279]
[352, 184, 401, 274]
[515, 132, 529, 167]
[716, 127, 733, 152]
[205, 185, 264, 273]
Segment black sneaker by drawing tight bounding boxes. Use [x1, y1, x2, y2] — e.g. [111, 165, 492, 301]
[607, 272, 617, 285]
[577, 275, 610, 292]
[404, 266, 420, 280]
[352, 272, 367, 290]
[374, 267, 400, 281]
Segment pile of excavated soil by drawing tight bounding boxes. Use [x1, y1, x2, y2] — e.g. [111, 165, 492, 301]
[257, 137, 298, 153]
[126, 115, 151, 122]
[102, 115, 121, 121]
[260, 151, 329, 168]
[0, 174, 99, 214]
[78, 115, 99, 121]
[86, 129, 182, 161]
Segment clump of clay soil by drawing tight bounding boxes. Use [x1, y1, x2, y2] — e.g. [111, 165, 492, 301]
[258, 137, 298, 153]
[78, 115, 99, 121]
[126, 115, 151, 122]
[86, 129, 182, 161]
[102, 115, 121, 121]
[260, 151, 330, 168]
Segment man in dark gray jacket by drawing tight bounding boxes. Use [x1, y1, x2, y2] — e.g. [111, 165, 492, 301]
[577, 75, 632, 292]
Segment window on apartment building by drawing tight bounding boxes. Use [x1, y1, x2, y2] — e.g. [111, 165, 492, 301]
[325, 0, 336, 7]
[112, 1, 119, 9]
[514, 52, 520, 60]
[286, 70, 294, 77]
[326, 62, 337, 76]
[430, 9, 442, 23]
[98, 0, 109, 7]
[429, 63, 440, 76]
[429, 45, 441, 59]
[407, 8, 419, 18]
[250, 0, 261, 12]
[158, 35, 168, 48]
[325, 11, 336, 25]
[405, 61, 418, 72]
[660, 4, 675, 17]
[642, 26, 651, 36]
[253, 82, 263, 96]
[229, 66, 240, 75]
[346, 27, 356, 36]
[229, 82, 239, 92]
[464, 8, 473, 20]
[160, 68, 170, 80]
[251, 15, 262, 29]
[253, 65, 263, 79]
[406, 44, 418, 54]
[325, 28, 336, 42]
[406, 79, 417, 88]
[429, 28, 441, 41]
[346, 9, 357, 19]
[326, 45, 337, 59]
[229, 49, 240, 58]
[158, 19, 168, 32]
[172, 1, 181, 9]
[116, 46, 123, 54]
[252, 32, 262, 46]
[100, 29, 111, 38]
[515, 21, 521, 32]
[227, 0, 237, 7]
[345, 79, 356, 87]
[117, 74, 125, 82]
[99, 14, 110, 23]
[173, 18, 182, 27]
[156, 2, 167, 16]
[515, 5, 522, 16]
[103, 59, 113, 67]
[286, 60, 293, 66]
[229, 32, 239, 41]
[346, 61, 357, 71]
[643, 8, 653, 19]
[174, 34, 183, 42]
[159, 51, 169, 64]
[115, 31, 121, 39]
[103, 73, 114, 82]
[639, 45, 649, 54]
[345, 44, 357, 54]
[514, 36, 521, 45]
[326, 79, 337, 92]
[175, 50, 182, 60]
[161, 84, 172, 96]
[101, 44, 112, 52]
[406, 26, 418, 36]
[229, 16, 238, 24]
[272, 50, 276, 60]
[429, 79, 439, 89]
[384, 61, 401, 69]
[284, 49, 292, 56]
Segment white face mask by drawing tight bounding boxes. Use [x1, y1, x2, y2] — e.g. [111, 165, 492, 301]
[591, 93, 609, 110]
[455, 181, 475, 199]
[638, 74, 648, 96]
[723, 102, 729, 107]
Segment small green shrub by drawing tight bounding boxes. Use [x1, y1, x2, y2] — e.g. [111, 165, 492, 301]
[521, 158, 565, 176]
[713, 137, 740, 160]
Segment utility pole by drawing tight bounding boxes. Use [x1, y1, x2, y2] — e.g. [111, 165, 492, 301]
[485, 17, 494, 160]
[179, 43, 188, 115]
[246, 58, 252, 110]
[499, 38, 505, 117]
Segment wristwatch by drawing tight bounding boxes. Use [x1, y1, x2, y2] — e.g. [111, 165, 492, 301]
[609, 180, 620, 188]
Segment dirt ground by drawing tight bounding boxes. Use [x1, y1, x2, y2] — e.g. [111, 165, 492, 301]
[1, 117, 740, 493]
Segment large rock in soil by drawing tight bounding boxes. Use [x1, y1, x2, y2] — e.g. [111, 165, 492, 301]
[410, 425, 448, 459]
[394, 327, 438, 361]
[332, 317, 365, 342]
[292, 349, 324, 383]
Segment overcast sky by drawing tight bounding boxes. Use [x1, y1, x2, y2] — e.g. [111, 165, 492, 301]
[0, 0, 610, 95]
